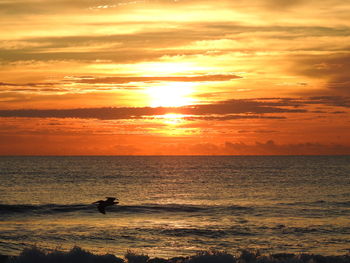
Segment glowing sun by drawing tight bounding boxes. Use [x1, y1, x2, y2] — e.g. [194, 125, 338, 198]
[146, 82, 196, 107]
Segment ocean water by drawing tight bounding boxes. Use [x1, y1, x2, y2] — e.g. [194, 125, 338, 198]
[0, 156, 349, 258]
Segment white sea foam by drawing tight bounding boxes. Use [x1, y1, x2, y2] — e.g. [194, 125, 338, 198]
[5, 247, 350, 263]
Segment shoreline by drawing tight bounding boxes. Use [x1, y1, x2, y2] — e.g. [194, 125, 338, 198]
[1, 246, 350, 263]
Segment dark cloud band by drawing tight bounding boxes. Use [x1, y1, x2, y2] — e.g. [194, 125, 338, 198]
[0, 98, 307, 120]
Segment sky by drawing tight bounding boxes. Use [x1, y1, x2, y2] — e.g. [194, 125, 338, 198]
[0, 0, 350, 155]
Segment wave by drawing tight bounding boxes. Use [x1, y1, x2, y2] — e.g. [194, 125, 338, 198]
[161, 228, 227, 238]
[159, 224, 350, 238]
[160, 226, 255, 238]
[4, 246, 350, 263]
[0, 203, 251, 216]
[278, 200, 350, 207]
[0, 204, 90, 215]
[269, 225, 350, 235]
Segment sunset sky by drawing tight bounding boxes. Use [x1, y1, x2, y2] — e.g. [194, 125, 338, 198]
[1, 0, 350, 155]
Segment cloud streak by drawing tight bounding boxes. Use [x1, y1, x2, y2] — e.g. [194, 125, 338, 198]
[76, 74, 241, 84]
[0, 98, 306, 120]
[184, 140, 350, 155]
[223, 140, 350, 155]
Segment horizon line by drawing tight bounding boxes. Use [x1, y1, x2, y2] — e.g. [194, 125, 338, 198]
[1, 154, 349, 157]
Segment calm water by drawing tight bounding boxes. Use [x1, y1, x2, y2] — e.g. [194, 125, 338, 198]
[0, 156, 349, 258]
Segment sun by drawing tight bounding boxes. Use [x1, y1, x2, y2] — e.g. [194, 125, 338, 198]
[146, 82, 197, 107]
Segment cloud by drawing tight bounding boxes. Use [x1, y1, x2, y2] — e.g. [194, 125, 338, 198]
[168, 140, 350, 155]
[256, 96, 350, 108]
[184, 115, 286, 121]
[0, 27, 219, 62]
[2, 96, 349, 120]
[137, 140, 350, 155]
[0, 0, 128, 15]
[2, 21, 350, 63]
[238, 129, 278, 134]
[76, 74, 241, 84]
[1, 0, 346, 14]
[303, 96, 350, 108]
[0, 98, 308, 120]
[188, 99, 307, 115]
[0, 81, 68, 93]
[0, 82, 57, 87]
[291, 54, 350, 96]
[223, 140, 350, 155]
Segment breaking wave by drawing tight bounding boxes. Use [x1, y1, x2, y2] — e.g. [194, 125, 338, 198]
[3, 246, 350, 263]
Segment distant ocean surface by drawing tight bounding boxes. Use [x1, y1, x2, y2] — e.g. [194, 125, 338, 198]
[0, 156, 349, 258]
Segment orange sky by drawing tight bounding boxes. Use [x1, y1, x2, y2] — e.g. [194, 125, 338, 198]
[0, 0, 350, 155]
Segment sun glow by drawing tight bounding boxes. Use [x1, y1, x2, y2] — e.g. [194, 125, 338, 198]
[152, 113, 198, 136]
[146, 82, 197, 107]
[136, 62, 198, 75]
[157, 113, 187, 125]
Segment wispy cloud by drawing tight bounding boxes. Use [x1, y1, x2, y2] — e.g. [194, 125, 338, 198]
[223, 140, 350, 155]
[2, 96, 349, 120]
[291, 54, 350, 96]
[75, 74, 241, 84]
[0, 98, 307, 120]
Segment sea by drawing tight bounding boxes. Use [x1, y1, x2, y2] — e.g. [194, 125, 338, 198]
[0, 156, 349, 259]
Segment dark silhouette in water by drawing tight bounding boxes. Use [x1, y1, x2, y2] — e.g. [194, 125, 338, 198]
[93, 197, 118, 214]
